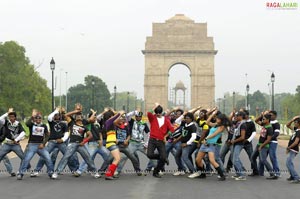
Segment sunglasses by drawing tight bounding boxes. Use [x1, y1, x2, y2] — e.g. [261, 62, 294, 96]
[35, 117, 42, 119]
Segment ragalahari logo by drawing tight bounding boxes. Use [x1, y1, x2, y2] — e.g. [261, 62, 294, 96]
[266, 2, 298, 10]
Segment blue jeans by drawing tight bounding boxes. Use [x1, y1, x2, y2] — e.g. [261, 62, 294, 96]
[117, 141, 156, 173]
[214, 144, 225, 172]
[166, 141, 185, 171]
[286, 151, 299, 180]
[0, 144, 14, 174]
[259, 146, 273, 175]
[233, 144, 245, 176]
[35, 141, 78, 172]
[220, 142, 233, 170]
[77, 141, 109, 174]
[251, 145, 264, 175]
[269, 142, 280, 176]
[118, 145, 141, 172]
[176, 145, 196, 172]
[56, 143, 96, 173]
[0, 143, 26, 172]
[243, 142, 255, 170]
[19, 143, 54, 176]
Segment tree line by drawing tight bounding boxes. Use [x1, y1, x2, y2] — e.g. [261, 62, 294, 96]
[0, 41, 299, 120]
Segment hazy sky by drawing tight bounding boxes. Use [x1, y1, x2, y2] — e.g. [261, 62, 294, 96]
[1, 0, 299, 104]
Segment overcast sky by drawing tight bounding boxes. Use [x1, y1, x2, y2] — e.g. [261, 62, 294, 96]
[1, 0, 299, 105]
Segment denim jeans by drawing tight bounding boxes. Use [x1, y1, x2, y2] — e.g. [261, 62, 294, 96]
[0, 144, 14, 174]
[77, 141, 109, 174]
[147, 138, 167, 174]
[215, 144, 225, 172]
[259, 146, 273, 175]
[243, 142, 255, 170]
[233, 144, 245, 176]
[176, 145, 196, 173]
[251, 145, 265, 175]
[0, 143, 26, 171]
[56, 143, 96, 173]
[166, 141, 185, 171]
[286, 151, 299, 180]
[118, 144, 141, 172]
[19, 143, 54, 176]
[220, 142, 233, 170]
[269, 142, 280, 176]
[117, 141, 155, 173]
[35, 141, 78, 172]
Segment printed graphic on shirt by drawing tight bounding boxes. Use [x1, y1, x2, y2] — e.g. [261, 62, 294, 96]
[7, 123, 19, 137]
[54, 123, 62, 132]
[131, 123, 145, 141]
[72, 125, 85, 137]
[116, 128, 127, 143]
[32, 126, 45, 136]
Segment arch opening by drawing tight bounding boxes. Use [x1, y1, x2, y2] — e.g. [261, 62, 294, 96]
[168, 63, 191, 110]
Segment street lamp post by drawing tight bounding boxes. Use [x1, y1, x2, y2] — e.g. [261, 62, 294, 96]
[114, 86, 117, 110]
[246, 84, 250, 110]
[92, 80, 95, 109]
[217, 98, 222, 110]
[65, 72, 68, 111]
[127, 92, 130, 112]
[233, 91, 236, 109]
[50, 58, 55, 111]
[223, 95, 226, 114]
[271, 72, 275, 110]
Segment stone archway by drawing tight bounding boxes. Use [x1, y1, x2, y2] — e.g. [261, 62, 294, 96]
[142, 14, 217, 111]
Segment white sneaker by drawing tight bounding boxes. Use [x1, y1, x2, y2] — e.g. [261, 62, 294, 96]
[188, 172, 200, 178]
[30, 172, 39, 177]
[51, 173, 58, 179]
[173, 171, 185, 176]
[113, 171, 119, 178]
[73, 171, 81, 177]
[235, 176, 246, 181]
[93, 172, 101, 179]
[158, 171, 165, 176]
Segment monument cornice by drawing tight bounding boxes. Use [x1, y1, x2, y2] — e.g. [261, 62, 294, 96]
[142, 50, 217, 55]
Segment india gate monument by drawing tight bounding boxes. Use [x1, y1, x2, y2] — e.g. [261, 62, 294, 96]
[142, 14, 217, 111]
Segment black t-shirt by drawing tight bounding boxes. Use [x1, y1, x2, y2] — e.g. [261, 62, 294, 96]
[69, 124, 89, 143]
[48, 120, 68, 140]
[180, 123, 197, 144]
[1, 120, 25, 141]
[27, 121, 49, 143]
[271, 121, 280, 141]
[259, 125, 273, 144]
[167, 121, 185, 141]
[86, 123, 101, 141]
[116, 123, 130, 145]
[245, 120, 256, 140]
[233, 122, 247, 145]
[227, 121, 237, 141]
[288, 128, 300, 152]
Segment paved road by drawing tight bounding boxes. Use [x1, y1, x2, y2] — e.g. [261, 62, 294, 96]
[1, 140, 300, 199]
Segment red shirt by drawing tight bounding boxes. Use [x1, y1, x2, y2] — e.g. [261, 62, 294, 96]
[147, 112, 175, 140]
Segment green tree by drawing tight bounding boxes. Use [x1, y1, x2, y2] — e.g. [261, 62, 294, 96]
[0, 41, 51, 117]
[67, 75, 112, 114]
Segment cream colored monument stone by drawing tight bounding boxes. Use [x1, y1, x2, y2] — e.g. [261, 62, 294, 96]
[142, 14, 217, 111]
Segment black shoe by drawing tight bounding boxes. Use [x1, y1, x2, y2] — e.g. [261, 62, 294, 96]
[153, 173, 162, 178]
[17, 174, 23, 180]
[287, 176, 294, 181]
[199, 173, 206, 178]
[248, 172, 259, 177]
[165, 158, 169, 166]
[10, 172, 16, 177]
[218, 176, 226, 181]
[266, 175, 278, 180]
[105, 176, 114, 180]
